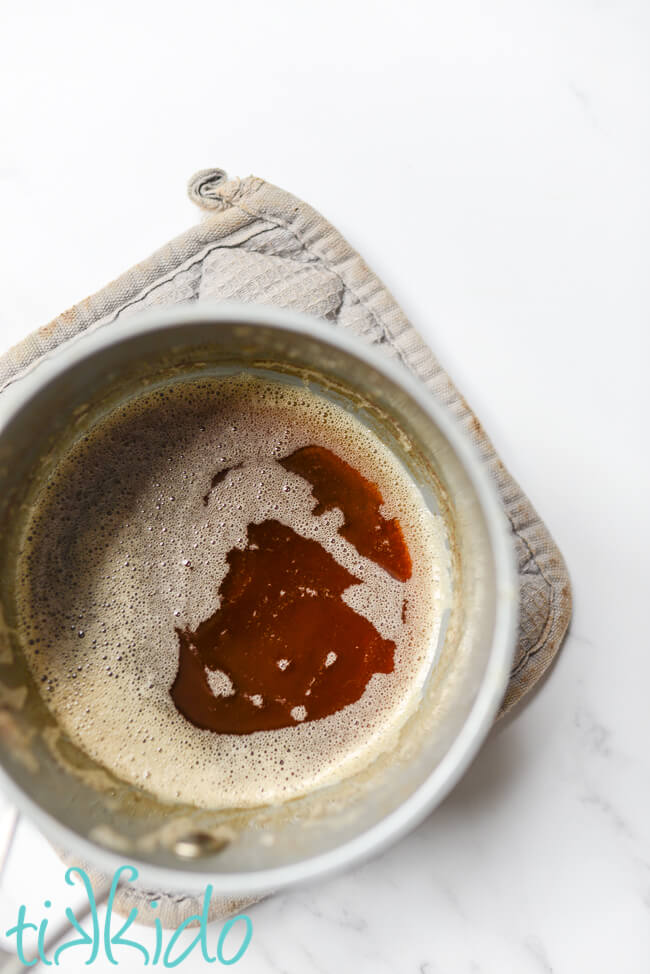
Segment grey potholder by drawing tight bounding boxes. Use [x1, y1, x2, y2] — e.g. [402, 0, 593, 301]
[1, 169, 572, 923]
[0, 167, 572, 714]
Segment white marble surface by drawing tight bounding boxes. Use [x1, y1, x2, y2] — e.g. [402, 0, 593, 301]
[1, 1, 649, 971]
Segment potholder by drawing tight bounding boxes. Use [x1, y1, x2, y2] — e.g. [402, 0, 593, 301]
[1, 169, 572, 922]
[0, 167, 572, 714]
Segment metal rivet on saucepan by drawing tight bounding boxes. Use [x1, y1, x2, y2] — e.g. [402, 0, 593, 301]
[172, 832, 230, 859]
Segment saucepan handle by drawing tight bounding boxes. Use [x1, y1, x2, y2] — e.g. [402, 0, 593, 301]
[0, 805, 111, 971]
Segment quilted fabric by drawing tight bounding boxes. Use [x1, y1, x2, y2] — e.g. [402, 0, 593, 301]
[1, 169, 572, 923]
[0, 168, 571, 714]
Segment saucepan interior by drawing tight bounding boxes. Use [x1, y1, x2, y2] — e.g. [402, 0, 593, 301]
[0, 303, 516, 895]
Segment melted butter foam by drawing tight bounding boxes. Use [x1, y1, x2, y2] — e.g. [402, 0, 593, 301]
[16, 375, 451, 809]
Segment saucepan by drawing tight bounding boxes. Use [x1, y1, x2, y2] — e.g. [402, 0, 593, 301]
[0, 302, 517, 898]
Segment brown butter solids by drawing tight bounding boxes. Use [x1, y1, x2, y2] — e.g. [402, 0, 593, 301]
[170, 445, 412, 734]
[279, 445, 412, 583]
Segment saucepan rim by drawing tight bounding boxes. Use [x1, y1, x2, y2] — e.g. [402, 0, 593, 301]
[0, 302, 518, 895]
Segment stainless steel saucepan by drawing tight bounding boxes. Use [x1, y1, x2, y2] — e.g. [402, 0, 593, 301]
[0, 302, 517, 900]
